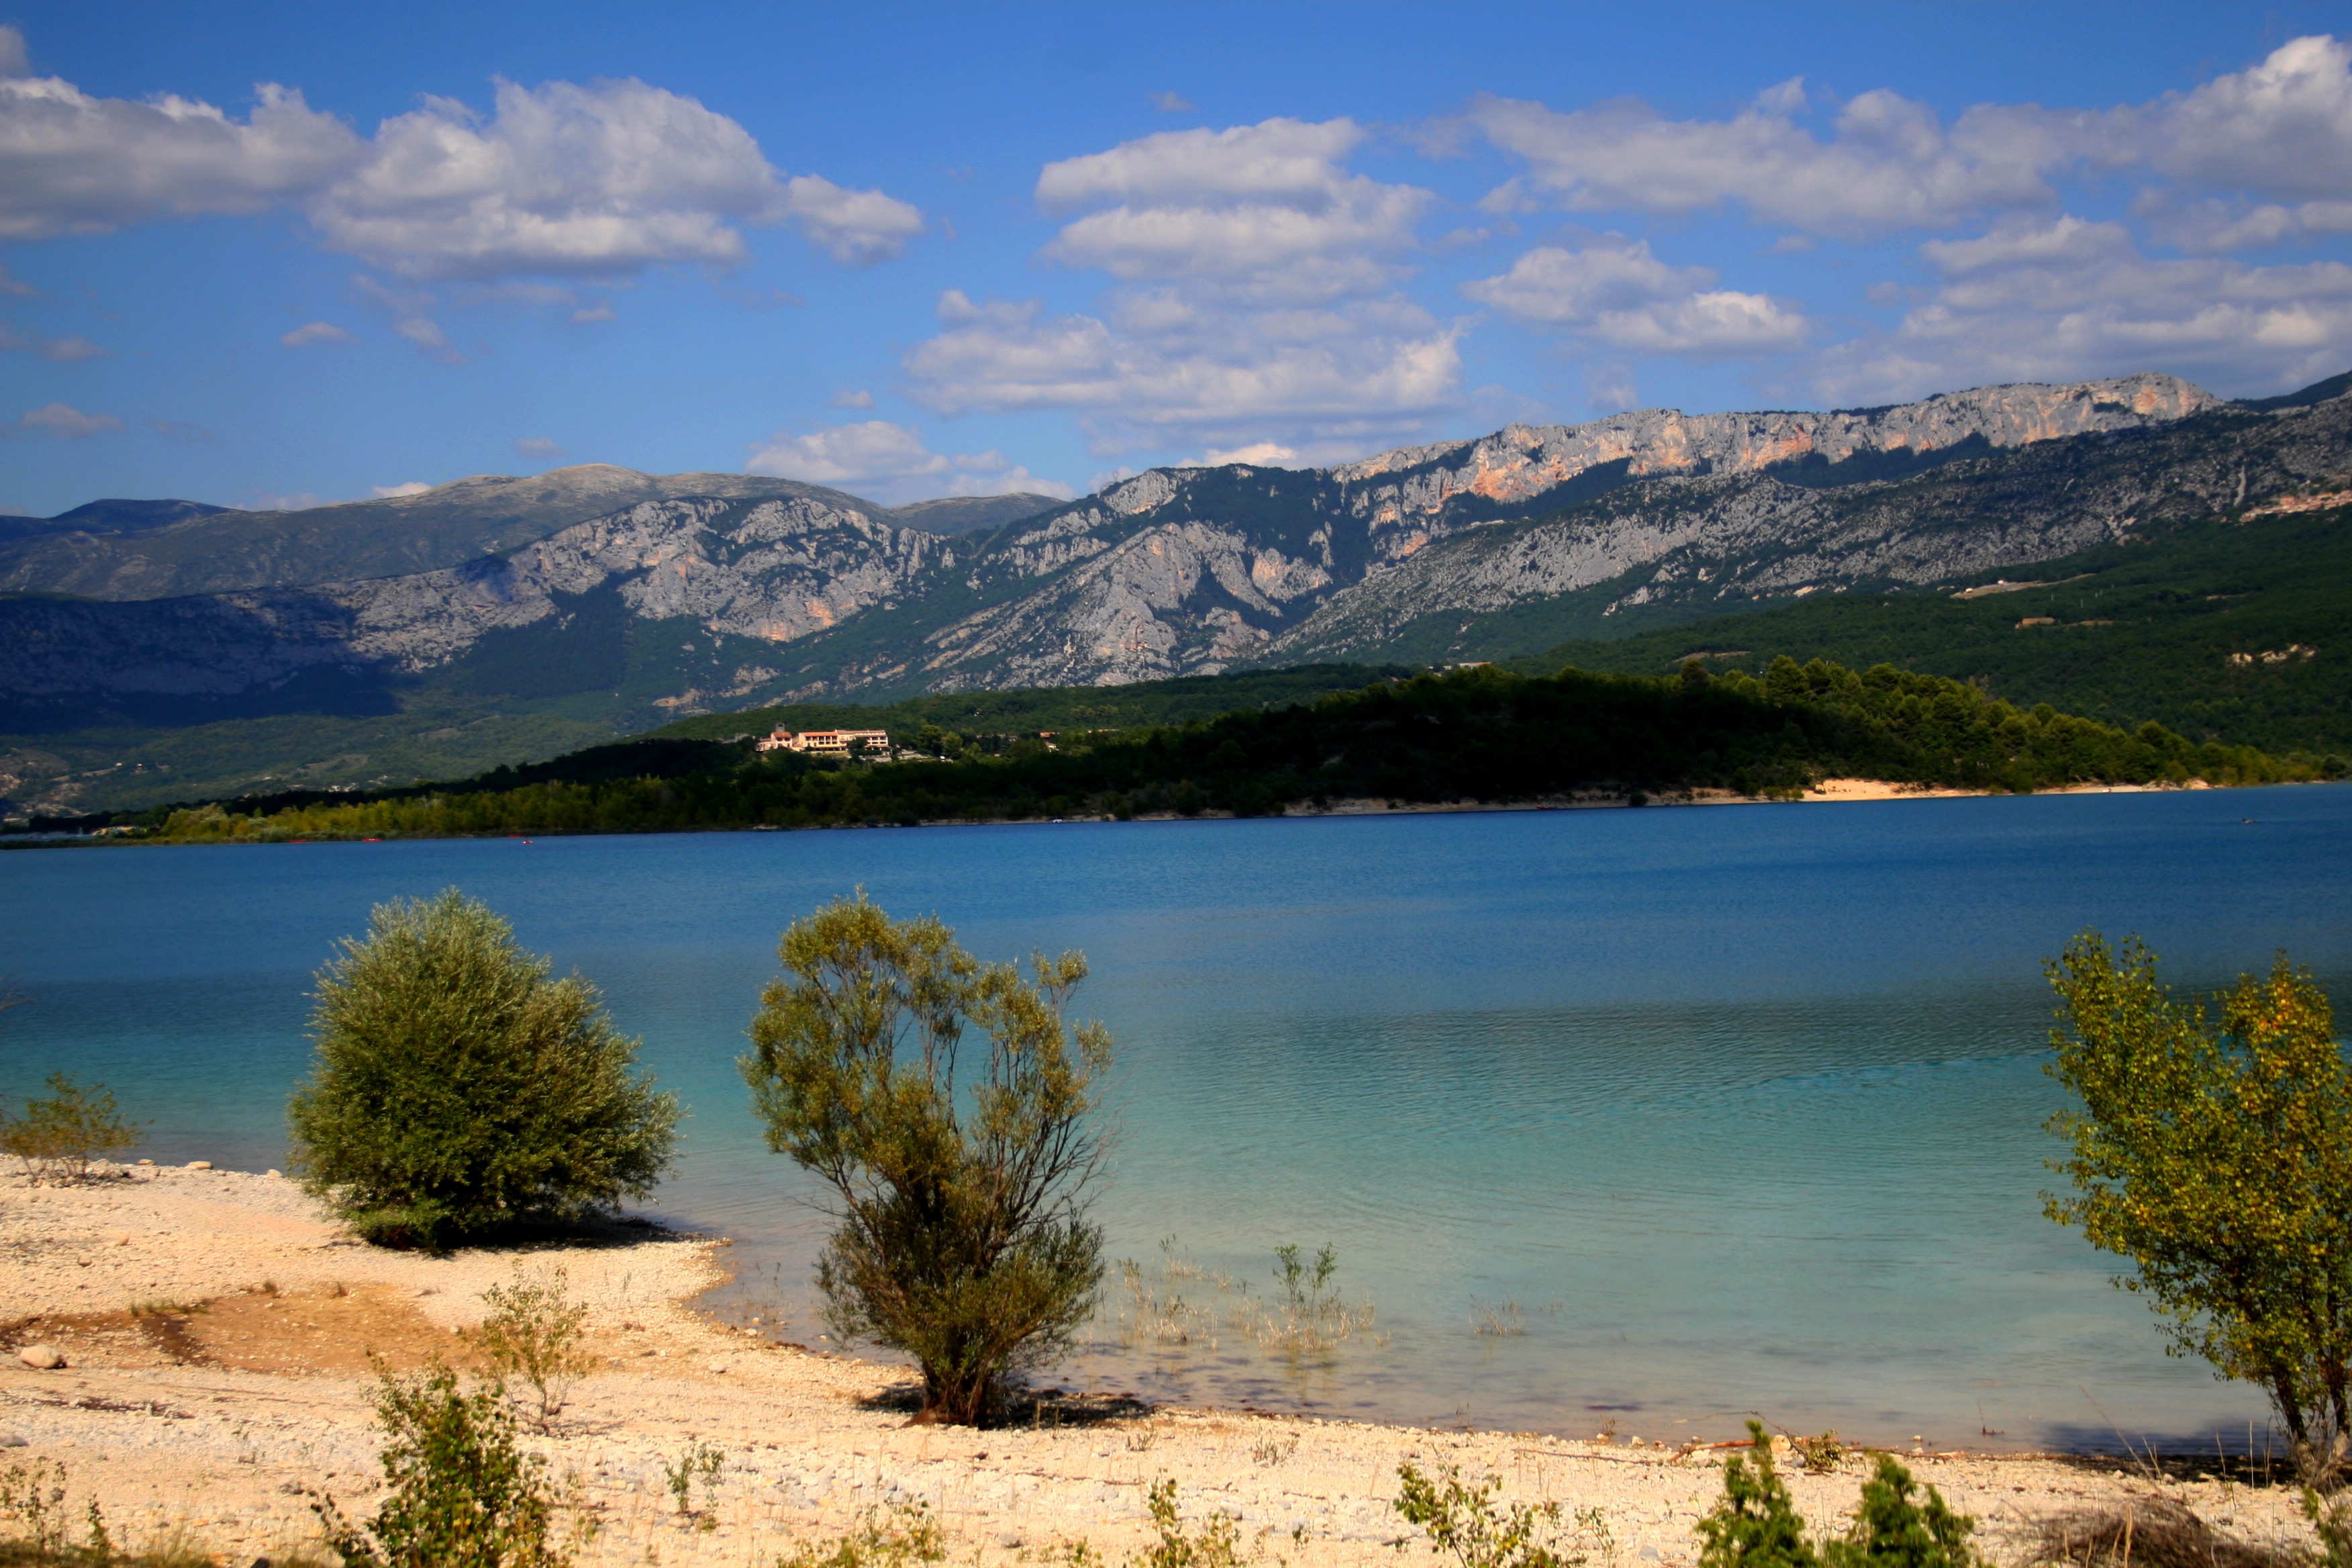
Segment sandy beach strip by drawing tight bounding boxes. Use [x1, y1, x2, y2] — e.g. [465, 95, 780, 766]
[0, 1165, 2323, 1566]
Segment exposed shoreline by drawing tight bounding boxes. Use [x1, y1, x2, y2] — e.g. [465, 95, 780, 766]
[0, 1163, 2325, 1565]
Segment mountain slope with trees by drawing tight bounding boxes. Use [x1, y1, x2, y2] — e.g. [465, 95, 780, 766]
[62, 661, 2326, 846]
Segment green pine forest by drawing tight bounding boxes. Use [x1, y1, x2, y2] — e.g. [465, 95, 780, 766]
[1506, 499, 2352, 754]
[106, 657, 2328, 844]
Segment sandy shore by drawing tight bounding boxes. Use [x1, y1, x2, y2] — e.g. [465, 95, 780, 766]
[0, 1165, 2324, 1566]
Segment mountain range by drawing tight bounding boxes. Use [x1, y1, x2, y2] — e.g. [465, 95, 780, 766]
[3, 367, 2346, 818]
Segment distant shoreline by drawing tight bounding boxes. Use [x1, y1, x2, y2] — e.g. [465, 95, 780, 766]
[2, 773, 2300, 850]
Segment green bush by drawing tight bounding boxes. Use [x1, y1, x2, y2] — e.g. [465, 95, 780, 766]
[1692, 1425, 1978, 1568]
[0, 1074, 141, 1183]
[1832, 1455, 1977, 1568]
[741, 891, 1112, 1425]
[475, 1267, 596, 1431]
[1696, 1424, 1816, 1568]
[1140, 1479, 1244, 1568]
[315, 1361, 565, 1568]
[1393, 1462, 1575, 1568]
[287, 889, 679, 1251]
[2044, 932, 2352, 1475]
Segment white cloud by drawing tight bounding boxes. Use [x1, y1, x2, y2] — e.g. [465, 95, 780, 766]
[1465, 87, 2061, 239]
[830, 388, 875, 408]
[515, 436, 565, 458]
[306, 78, 920, 279]
[1811, 214, 2352, 401]
[904, 289, 1463, 457]
[777, 173, 925, 266]
[18, 401, 120, 438]
[371, 480, 433, 498]
[0, 25, 28, 78]
[744, 418, 1077, 505]
[1463, 35, 2352, 243]
[1034, 117, 1430, 303]
[0, 75, 361, 240]
[1151, 91, 1196, 114]
[0, 42, 922, 278]
[0, 263, 35, 296]
[570, 303, 615, 324]
[0, 322, 102, 360]
[279, 320, 354, 346]
[1463, 240, 1806, 354]
[1202, 440, 1296, 465]
[903, 117, 1463, 461]
[2102, 35, 2352, 203]
[393, 313, 463, 364]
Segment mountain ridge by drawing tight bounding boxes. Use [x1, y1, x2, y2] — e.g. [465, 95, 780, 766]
[4, 367, 2347, 817]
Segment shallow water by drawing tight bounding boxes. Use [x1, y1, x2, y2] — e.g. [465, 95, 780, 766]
[5, 786, 2348, 1451]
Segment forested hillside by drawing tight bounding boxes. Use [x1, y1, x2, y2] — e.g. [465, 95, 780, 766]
[47, 661, 2322, 846]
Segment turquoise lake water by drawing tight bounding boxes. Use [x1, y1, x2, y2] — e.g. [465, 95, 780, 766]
[5, 787, 2349, 1451]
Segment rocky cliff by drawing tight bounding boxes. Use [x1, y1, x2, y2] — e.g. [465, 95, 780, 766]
[9, 371, 2345, 758]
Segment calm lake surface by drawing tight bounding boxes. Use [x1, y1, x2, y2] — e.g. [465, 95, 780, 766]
[6, 787, 2349, 1451]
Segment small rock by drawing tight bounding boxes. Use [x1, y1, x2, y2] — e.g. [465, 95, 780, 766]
[136, 1159, 153, 1166]
[113, 1234, 131, 1246]
[265, 1169, 282, 1179]
[0, 1434, 26, 1448]
[186, 1161, 213, 1171]
[19, 1344, 66, 1369]
[998, 1532, 1024, 1549]
[708, 1362, 729, 1375]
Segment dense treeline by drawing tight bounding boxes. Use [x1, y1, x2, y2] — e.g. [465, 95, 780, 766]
[127, 658, 2330, 845]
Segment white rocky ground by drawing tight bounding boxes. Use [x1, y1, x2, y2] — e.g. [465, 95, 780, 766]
[0, 1165, 2325, 1567]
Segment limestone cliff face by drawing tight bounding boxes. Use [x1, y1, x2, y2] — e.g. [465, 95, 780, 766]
[1261, 389, 2352, 665]
[920, 520, 1335, 689]
[334, 497, 950, 669]
[0, 496, 950, 703]
[1328, 373, 2220, 530]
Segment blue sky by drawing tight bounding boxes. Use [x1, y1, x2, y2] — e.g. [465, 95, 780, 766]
[3, 1, 2351, 517]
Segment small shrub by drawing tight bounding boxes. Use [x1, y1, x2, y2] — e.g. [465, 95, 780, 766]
[1790, 1433, 1846, 1475]
[1694, 1426, 1980, 1568]
[0, 1456, 119, 1563]
[1253, 1244, 1375, 1359]
[661, 1438, 723, 1520]
[1393, 1462, 1577, 1568]
[774, 1502, 945, 1568]
[2306, 1489, 2352, 1568]
[1, 1073, 142, 1182]
[314, 1360, 566, 1568]
[475, 1267, 595, 1430]
[1828, 1453, 1978, 1568]
[1141, 1478, 1244, 1568]
[1, 1457, 70, 1557]
[1694, 1422, 1816, 1568]
[288, 889, 679, 1251]
[1251, 1434, 1298, 1467]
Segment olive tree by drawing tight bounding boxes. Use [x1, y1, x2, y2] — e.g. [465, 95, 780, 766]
[742, 892, 1112, 1425]
[2045, 931, 2352, 1476]
[289, 889, 679, 1251]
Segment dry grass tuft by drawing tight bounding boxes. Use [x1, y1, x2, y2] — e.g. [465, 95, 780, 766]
[2032, 1500, 2296, 1568]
